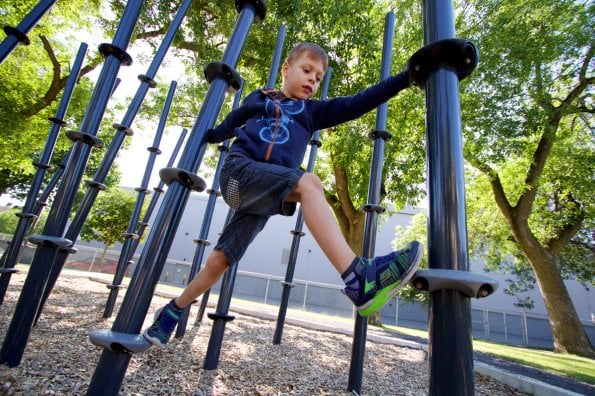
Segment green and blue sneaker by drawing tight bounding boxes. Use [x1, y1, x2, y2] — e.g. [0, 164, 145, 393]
[342, 241, 423, 317]
[143, 299, 183, 348]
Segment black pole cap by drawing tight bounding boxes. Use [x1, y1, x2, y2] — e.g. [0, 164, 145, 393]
[406, 38, 479, 88]
[3, 26, 30, 45]
[98, 43, 133, 66]
[235, 0, 266, 23]
[159, 167, 206, 192]
[204, 62, 242, 91]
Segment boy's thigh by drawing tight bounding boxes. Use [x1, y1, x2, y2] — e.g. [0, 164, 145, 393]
[221, 156, 303, 216]
[215, 211, 269, 266]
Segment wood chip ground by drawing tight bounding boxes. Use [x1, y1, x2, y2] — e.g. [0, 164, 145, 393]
[0, 271, 530, 395]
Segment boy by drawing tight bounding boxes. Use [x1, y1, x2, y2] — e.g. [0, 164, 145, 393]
[144, 43, 422, 347]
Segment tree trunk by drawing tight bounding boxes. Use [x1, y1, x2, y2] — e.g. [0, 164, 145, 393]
[520, 240, 594, 357]
[99, 245, 109, 273]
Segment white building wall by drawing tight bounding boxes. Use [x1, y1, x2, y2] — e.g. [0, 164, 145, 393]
[140, 190, 593, 323]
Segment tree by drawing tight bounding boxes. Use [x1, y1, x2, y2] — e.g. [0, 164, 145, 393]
[0, 0, 114, 198]
[459, 0, 594, 357]
[80, 187, 141, 269]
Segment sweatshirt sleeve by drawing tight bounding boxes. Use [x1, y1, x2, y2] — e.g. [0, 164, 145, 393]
[310, 72, 410, 131]
[204, 90, 260, 143]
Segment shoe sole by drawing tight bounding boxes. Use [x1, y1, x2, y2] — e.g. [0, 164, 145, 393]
[357, 243, 423, 317]
[142, 329, 165, 348]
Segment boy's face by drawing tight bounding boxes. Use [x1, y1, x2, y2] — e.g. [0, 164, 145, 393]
[281, 53, 325, 100]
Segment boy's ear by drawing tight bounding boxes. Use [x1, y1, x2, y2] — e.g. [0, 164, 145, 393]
[281, 62, 289, 78]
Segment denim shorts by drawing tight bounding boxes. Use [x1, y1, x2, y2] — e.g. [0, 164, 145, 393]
[215, 154, 304, 266]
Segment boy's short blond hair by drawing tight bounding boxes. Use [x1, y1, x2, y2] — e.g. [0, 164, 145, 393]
[286, 43, 328, 72]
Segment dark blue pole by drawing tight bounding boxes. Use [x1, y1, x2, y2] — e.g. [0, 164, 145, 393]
[175, 82, 243, 338]
[348, 12, 395, 394]
[423, 0, 474, 394]
[202, 21, 284, 368]
[0, 0, 145, 368]
[0, 42, 88, 305]
[31, 152, 71, 226]
[128, 128, 189, 262]
[103, 80, 179, 319]
[203, 219, 239, 370]
[0, 0, 58, 64]
[36, 0, 194, 323]
[87, 2, 265, 394]
[272, 67, 332, 345]
[265, 24, 286, 89]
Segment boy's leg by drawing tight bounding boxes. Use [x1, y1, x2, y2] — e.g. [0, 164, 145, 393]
[143, 249, 229, 347]
[288, 173, 423, 316]
[286, 173, 356, 273]
[176, 249, 229, 307]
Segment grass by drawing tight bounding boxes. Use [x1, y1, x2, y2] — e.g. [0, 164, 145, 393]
[383, 324, 595, 385]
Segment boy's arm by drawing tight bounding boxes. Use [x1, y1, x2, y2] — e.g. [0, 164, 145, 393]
[204, 106, 247, 143]
[311, 72, 410, 131]
[204, 90, 259, 143]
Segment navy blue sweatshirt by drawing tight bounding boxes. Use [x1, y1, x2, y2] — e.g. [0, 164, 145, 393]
[205, 72, 410, 169]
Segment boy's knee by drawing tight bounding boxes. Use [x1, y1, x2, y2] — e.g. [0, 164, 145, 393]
[207, 249, 230, 271]
[298, 173, 323, 193]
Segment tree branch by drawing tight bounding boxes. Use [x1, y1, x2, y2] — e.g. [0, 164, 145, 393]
[20, 36, 103, 119]
[579, 44, 593, 81]
[332, 159, 358, 221]
[135, 27, 167, 41]
[467, 154, 517, 226]
[21, 35, 63, 118]
[547, 208, 585, 255]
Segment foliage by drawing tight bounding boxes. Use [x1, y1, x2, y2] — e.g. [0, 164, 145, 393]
[80, 187, 141, 249]
[460, 0, 594, 291]
[0, 208, 20, 234]
[0, 0, 120, 200]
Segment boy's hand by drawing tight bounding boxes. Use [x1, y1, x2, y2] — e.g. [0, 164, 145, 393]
[405, 38, 479, 88]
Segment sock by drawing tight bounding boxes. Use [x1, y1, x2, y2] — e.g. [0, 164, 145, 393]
[341, 257, 362, 286]
[170, 299, 184, 312]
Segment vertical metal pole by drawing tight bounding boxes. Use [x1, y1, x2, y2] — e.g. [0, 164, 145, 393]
[175, 82, 243, 338]
[87, 2, 264, 394]
[129, 128, 188, 263]
[273, 67, 332, 344]
[204, 250, 239, 370]
[265, 24, 286, 89]
[35, 0, 194, 323]
[0, 42, 87, 304]
[423, 0, 474, 394]
[0, 0, 145, 368]
[201, 20, 284, 368]
[0, 0, 58, 64]
[103, 80, 179, 319]
[348, 12, 395, 394]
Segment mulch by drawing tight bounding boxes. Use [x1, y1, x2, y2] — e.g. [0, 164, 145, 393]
[0, 271, 531, 395]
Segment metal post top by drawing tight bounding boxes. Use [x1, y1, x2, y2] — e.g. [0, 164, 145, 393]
[236, 0, 267, 23]
[406, 38, 479, 88]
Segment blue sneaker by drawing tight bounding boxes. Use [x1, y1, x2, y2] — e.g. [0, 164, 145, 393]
[343, 241, 423, 317]
[143, 300, 183, 347]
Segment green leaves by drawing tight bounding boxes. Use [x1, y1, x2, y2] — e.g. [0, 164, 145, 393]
[80, 187, 143, 247]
